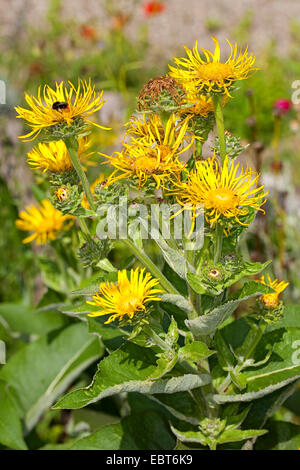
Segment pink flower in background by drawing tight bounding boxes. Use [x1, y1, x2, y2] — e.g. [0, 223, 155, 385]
[143, 1, 166, 16]
[273, 98, 292, 116]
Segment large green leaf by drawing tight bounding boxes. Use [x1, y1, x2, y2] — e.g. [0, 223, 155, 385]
[160, 294, 194, 314]
[255, 420, 300, 450]
[0, 323, 103, 431]
[54, 342, 211, 410]
[185, 281, 273, 336]
[240, 382, 299, 449]
[0, 381, 27, 450]
[0, 303, 67, 336]
[213, 317, 300, 404]
[221, 261, 271, 290]
[70, 411, 175, 450]
[88, 317, 129, 351]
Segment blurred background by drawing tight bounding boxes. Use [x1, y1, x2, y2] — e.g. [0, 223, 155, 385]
[0, 0, 299, 447]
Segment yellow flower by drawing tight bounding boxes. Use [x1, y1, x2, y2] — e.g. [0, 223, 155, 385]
[15, 79, 108, 141]
[16, 200, 74, 244]
[181, 92, 215, 118]
[106, 143, 185, 189]
[169, 37, 256, 97]
[124, 113, 164, 145]
[171, 155, 267, 230]
[81, 172, 105, 209]
[105, 114, 194, 188]
[27, 137, 94, 173]
[259, 275, 289, 309]
[87, 267, 163, 324]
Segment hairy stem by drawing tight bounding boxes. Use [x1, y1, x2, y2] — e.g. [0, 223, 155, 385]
[122, 238, 179, 295]
[214, 223, 223, 263]
[213, 95, 226, 163]
[64, 137, 96, 212]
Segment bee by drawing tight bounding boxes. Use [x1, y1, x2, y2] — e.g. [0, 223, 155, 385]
[52, 101, 69, 111]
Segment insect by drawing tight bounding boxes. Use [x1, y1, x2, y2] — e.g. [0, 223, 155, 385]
[52, 101, 69, 111]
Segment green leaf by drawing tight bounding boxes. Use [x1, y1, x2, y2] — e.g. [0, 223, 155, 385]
[72, 272, 117, 296]
[0, 323, 104, 431]
[178, 342, 215, 362]
[186, 273, 207, 295]
[154, 237, 189, 280]
[213, 376, 300, 404]
[170, 425, 207, 446]
[243, 381, 299, 431]
[255, 420, 300, 450]
[54, 342, 211, 410]
[165, 316, 179, 346]
[0, 303, 67, 336]
[0, 381, 27, 450]
[229, 371, 247, 391]
[161, 294, 194, 314]
[171, 422, 266, 449]
[217, 428, 267, 444]
[215, 330, 235, 369]
[187, 261, 271, 295]
[88, 317, 128, 351]
[148, 351, 178, 380]
[38, 257, 74, 293]
[128, 391, 201, 425]
[222, 261, 271, 289]
[185, 281, 274, 336]
[70, 411, 175, 450]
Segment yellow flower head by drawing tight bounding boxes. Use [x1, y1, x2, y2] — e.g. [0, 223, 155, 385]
[106, 143, 185, 189]
[81, 172, 105, 209]
[124, 113, 164, 145]
[169, 37, 257, 97]
[181, 92, 215, 118]
[105, 114, 194, 188]
[259, 275, 289, 309]
[171, 155, 268, 229]
[15, 79, 108, 141]
[87, 267, 163, 324]
[27, 137, 94, 173]
[16, 200, 74, 244]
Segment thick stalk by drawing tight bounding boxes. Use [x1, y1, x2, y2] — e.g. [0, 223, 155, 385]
[214, 223, 223, 263]
[213, 95, 226, 163]
[64, 137, 96, 212]
[78, 217, 91, 239]
[122, 238, 179, 295]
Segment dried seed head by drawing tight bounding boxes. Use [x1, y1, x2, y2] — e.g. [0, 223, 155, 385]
[138, 75, 185, 110]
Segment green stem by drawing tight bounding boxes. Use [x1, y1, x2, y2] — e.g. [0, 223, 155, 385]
[213, 95, 226, 163]
[122, 238, 179, 295]
[214, 223, 223, 264]
[78, 217, 91, 239]
[243, 320, 266, 361]
[64, 137, 96, 212]
[143, 325, 172, 351]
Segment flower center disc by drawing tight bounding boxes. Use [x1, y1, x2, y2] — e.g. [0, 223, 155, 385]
[198, 62, 234, 82]
[132, 155, 160, 174]
[117, 294, 141, 315]
[206, 188, 240, 212]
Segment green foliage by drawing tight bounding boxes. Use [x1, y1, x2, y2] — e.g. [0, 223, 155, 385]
[1, 4, 300, 450]
[71, 411, 175, 450]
